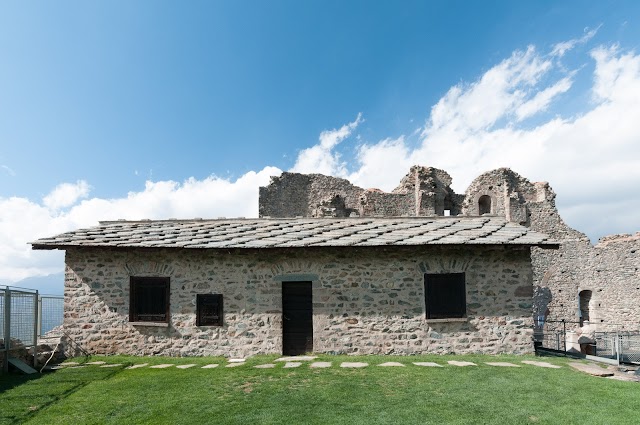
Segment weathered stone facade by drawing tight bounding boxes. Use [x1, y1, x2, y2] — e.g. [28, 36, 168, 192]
[63, 245, 535, 358]
[259, 166, 640, 331]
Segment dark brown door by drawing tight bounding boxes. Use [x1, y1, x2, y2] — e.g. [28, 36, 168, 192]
[282, 281, 313, 355]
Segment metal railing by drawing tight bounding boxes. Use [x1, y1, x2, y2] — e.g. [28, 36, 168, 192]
[1, 286, 64, 373]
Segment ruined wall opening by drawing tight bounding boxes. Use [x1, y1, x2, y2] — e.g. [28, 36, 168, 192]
[579, 290, 592, 326]
[478, 195, 492, 215]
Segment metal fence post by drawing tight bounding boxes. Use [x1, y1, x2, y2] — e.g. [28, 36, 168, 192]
[562, 319, 566, 353]
[3, 289, 11, 373]
[33, 291, 39, 369]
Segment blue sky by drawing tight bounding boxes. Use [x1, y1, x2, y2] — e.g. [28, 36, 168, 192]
[1, 1, 640, 292]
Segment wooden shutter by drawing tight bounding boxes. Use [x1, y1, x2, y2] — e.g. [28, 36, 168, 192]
[196, 294, 223, 326]
[130, 277, 170, 322]
[425, 273, 466, 319]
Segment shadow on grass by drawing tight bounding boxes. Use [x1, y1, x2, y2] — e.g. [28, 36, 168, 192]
[0, 363, 131, 425]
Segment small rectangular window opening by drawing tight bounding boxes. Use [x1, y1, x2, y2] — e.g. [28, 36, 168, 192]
[424, 273, 466, 319]
[197, 294, 224, 326]
[130, 277, 170, 323]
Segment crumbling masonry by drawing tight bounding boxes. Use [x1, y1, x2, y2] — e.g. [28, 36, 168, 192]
[260, 166, 640, 331]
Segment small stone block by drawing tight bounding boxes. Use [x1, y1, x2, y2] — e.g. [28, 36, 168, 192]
[228, 358, 245, 363]
[340, 362, 368, 368]
[485, 362, 520, 367]
[126, 363, 148, 370]
[100, 364, 123, 368]
[226, 362, 244, 368]
[378, 362, 405, 367]
[310, 362, 332, 368]
[86, 361, 106, 365]
[254, 364, 276, 369]
[275, 356, 317, 362]
[521, 361, 561, 369]
[176, 364, 197, 369]
[413, 362, 443, 367]
[201, 364, 219, 369]
[284, 362, 302, 368]
[150, 364, 174, 369]
[448, 361, 477, 367]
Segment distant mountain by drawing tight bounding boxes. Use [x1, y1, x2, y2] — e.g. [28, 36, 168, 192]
[9, 272, 64, 295]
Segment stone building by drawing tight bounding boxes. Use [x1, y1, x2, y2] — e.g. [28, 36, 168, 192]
[31, 216, 556, 358]
[261, 166, 640, 332]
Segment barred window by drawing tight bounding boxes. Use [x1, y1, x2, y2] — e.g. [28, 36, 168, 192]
[130, 277, 170, 323]
[197, 294, 223, 326]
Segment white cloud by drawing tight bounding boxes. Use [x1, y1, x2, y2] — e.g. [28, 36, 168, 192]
[290, 113, 363, 176]
[0, 167, 281, 282]
[43, 180, 91, 210]
[515, 76, 573, 121]
[1, 165, 16, 176]
[550, 25, 600, 57]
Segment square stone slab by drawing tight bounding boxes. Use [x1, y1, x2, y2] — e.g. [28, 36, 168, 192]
[176, 364, 197, 369]
[310, 362, 332, 368]
[340, 362, 368, 368]
[228, 358, 246, 363]
[226, 363, 244, 368]
[448, 361, 477, 367]
[100, 364, 123, 368]
[569, 362, 614, 377]
[63, 362, 80, 366]
[150, 364, 174, 369]
[485, 362, 520, 367]
[86, 361, 106, 365]
[284, 362, 302, 368]
[521, 360, 561, 369]
[378, 362, 405, 367]
[413, 362, 443, 367]
[254, 364, 276, 369]
[126, 363, 148, 370]
[201, 364, 219, 369]
[275, 356, 317, 362]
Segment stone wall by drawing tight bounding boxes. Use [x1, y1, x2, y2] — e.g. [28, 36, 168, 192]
[63, 245, 535, 358]
[259, 166, 640, 331]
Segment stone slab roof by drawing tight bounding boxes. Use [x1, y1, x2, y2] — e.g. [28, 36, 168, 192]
[31, 217, 558, 250]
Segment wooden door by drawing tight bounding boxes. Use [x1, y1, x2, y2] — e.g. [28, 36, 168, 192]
[282, 281, 313, 355]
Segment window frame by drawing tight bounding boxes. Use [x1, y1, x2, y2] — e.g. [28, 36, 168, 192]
[196, 294, 224, 327]
[129, 276, 170, 324]
[424, 272, 466, 320]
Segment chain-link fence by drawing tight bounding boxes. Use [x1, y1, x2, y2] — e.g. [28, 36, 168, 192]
[1, 286, 64, 372]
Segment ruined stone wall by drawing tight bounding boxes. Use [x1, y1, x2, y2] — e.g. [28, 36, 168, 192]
[63, 245, 535, 358]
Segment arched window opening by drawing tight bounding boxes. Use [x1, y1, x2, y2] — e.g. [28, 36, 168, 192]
[579, 290, 592, 326]
[478, 195, 492, 215]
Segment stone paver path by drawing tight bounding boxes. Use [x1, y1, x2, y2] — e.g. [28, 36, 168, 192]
[413, 362, 442, 367]
[310, 362, 332, 368]
[568, 362, 614, 377]
[254, 363, 276, 369]
[126, 363, 148, 369]
[448, 361, 476, 367]
[149, 364, 174, 369]
[521, 361, 561, 369]
[379, 362, 405, 367]
[176, 364, 197, 369]
[276, 356, 317, 362]
[284, 362, 302, 368]
[85, 361, 106, 365]
[100, 364, 123, 368]
[201, 364, 219, 369]
[340, 362, 368, 368]
[485, 362, 520, 367]
[226, 363, 244, 368]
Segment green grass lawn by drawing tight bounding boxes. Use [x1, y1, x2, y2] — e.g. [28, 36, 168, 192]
[0, 354, 637, 425]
